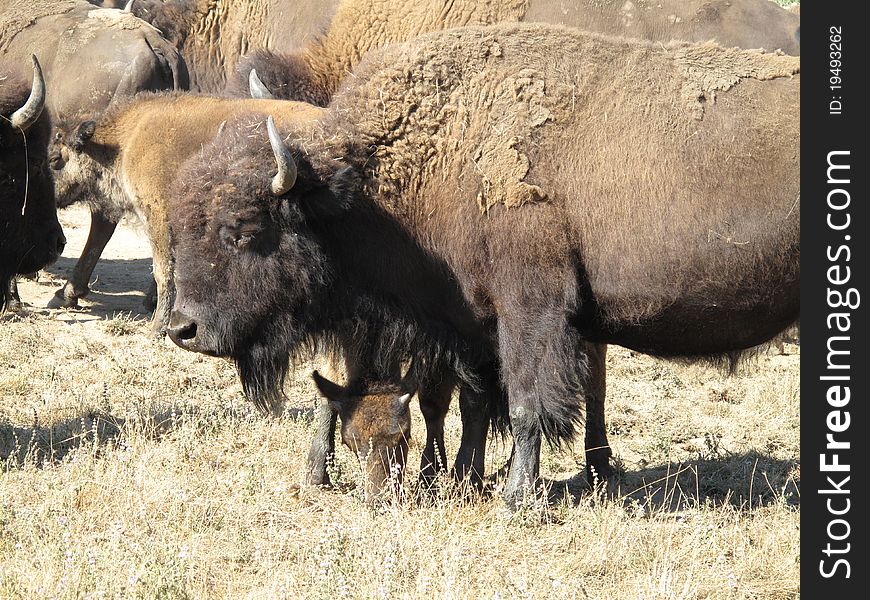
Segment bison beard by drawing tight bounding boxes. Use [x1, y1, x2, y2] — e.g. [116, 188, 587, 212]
[168, 24, 798, 507]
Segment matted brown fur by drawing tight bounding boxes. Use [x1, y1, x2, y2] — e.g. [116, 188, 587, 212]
[226, 0, 798, 104]
[167, 23, 798, 504]
[321, 24, 799, 327]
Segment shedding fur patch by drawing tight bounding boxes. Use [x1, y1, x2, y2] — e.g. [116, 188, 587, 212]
[674, 43, 800, 118]
[471, 69, 552, 212]
[0, 0, 78, 51]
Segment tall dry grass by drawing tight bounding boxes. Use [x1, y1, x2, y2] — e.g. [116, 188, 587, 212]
[0, 312, 799, 599]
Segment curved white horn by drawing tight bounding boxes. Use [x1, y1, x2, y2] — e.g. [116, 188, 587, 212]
[123, 0, 135, 12]
[10, 55, 46, 131]
[397, 393, 412, 408]
[267, 116, 297, 196]
[249, 69, 274, 100]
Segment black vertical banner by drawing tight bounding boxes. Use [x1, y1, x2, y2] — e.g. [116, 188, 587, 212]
[802, 2, 868, 596]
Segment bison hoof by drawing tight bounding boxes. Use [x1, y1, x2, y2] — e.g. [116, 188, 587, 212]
[586, 463, 618, 499]
[149, 319, 168, 339]
[47, 290, 80, 309]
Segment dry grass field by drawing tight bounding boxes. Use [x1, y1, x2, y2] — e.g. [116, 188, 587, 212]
[1, 206, 800, 599]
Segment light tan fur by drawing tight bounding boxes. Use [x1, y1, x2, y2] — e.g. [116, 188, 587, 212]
[301, 0, 528, 101]
[56, 95, 324, 327]
[170, 0, 340, 91]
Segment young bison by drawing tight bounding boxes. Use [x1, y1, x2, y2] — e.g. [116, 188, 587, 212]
[1, 56, 65, 311]
[167, 24, 799, 507]
[47, 94, 323, 329]
[311, 370, 414, 502]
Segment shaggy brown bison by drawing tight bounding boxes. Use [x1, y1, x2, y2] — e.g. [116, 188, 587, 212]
[1, 57, 65, 311]
[166, 24, 800, 505]
[2, 0, 188, 309]
[228, 0, 799, 104]
[48, 95, 324, 329]
[238, 0, 797, 495]
[122, 0, 340, 92]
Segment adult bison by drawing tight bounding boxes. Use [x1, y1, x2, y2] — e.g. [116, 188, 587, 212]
[1, 57, 65, 312]
[229, 0, 799, 104]
[1, 0, 188, 310]
[231, 0, 798, 493]
[122, 0, 340, 92]
[167, 24, 800, 506]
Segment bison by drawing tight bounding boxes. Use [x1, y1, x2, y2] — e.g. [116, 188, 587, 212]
[1, 57, 65, 312]
[48, 95, 324, 329]
[1, 0, 188, 310]
[235, 0, 799, 494]
[311, 369, 415, 500]
[121, 0, 341, 93]
[166, 24, 799, 506]
[228, 0, 799, 104]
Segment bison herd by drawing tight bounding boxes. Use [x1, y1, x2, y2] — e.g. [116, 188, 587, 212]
[1, 0, 799, 507]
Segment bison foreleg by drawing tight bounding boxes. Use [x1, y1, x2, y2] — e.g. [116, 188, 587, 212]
[305, 396, 338, 487]
[584, 343, 614, 490]
[5, 278, 23, 311]
[48, 209, 117, 309]
[417, 370, 455, 487]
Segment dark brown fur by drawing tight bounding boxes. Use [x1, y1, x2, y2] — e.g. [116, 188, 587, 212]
[1, 66, 63, 311]
[168, 25, 799, 505]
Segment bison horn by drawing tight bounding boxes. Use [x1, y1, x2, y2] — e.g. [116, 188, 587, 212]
[123, 0, 135, 12]
[10, 55, 46, 132]
[267, 116, 297, 195]
[249, 69, 274, 100]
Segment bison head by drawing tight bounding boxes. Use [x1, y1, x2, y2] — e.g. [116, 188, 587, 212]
[46, 118, 113, 210]
[1, 56, 65, 309]
[312, 370, 414, 503]
[167, 114, 351, 413]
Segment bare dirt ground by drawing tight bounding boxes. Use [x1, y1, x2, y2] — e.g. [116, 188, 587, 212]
[0, 205, 800, 598]
[13, 205, 154, 320]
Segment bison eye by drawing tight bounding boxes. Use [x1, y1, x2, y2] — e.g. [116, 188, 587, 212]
[236, 233, 255, 249]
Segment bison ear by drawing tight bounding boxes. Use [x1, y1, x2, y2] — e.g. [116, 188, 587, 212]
[70, 121, 96, 151]
[312, 370, 349, 411]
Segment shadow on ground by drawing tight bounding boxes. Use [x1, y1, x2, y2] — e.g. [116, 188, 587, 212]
[11, 256, 154, 319]
[0, 403, 316, 469]
[547, 452, 800, 511]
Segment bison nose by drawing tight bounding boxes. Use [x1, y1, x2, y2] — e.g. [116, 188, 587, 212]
[168, 311, 198, 348]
